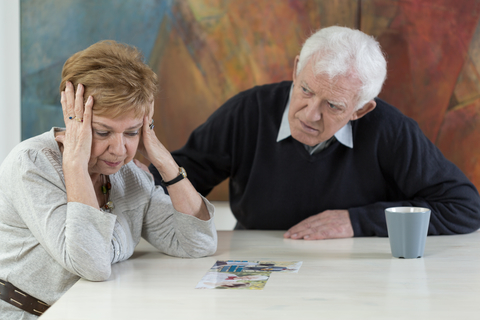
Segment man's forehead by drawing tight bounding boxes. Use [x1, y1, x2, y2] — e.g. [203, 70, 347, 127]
[302, 73, 357, 93]
[305, 65, 361, 91]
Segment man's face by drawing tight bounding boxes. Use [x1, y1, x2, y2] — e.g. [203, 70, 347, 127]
[288, 56, 373, 146]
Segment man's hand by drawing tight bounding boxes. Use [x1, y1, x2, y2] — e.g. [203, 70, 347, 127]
[283, 210, 354, 240]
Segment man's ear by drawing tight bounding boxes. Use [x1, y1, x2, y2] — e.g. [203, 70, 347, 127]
[350, 100, 376, 121]
[292, 55, 300, 83]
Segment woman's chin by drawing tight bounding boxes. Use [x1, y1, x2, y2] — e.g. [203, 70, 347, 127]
[89, 162, 125, 176]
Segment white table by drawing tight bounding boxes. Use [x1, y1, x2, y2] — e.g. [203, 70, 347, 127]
[41, 230, 480, 319]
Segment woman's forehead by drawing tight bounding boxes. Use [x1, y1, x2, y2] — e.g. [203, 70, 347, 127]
[92, 111, 144, 129]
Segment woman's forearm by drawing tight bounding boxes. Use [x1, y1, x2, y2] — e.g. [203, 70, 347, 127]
[63, 164, 99, 210]
[153, 159, 210, 221]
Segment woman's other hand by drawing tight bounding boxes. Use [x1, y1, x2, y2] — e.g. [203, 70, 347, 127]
[57, 81, 98, 208]
[138, 110, 210, 221]
[56, 82, 94, 172]
[138, 112, 179, 182]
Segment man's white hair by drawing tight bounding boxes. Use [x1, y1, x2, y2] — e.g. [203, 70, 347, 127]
[297, 26, 387, 110]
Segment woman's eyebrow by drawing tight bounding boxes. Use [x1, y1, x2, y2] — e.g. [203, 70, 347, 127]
[92, 122, 143, 130]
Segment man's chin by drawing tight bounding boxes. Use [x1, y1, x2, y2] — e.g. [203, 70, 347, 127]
[291, 132, 322, 147]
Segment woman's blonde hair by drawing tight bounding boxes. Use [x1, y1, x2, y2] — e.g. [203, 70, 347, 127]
[60, 40, 157, 118]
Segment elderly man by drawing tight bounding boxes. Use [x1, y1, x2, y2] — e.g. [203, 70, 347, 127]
[150, 26, 480, 239]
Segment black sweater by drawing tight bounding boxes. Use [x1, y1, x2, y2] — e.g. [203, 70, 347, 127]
[151, 81, 480, 236]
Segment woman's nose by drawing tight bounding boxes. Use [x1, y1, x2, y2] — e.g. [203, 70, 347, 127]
[108, 134, 126, 155]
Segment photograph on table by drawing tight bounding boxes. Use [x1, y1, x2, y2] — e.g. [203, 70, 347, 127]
[195, 271, 270, 290]
[211, 260, 303, 273]
[195, 260, 303, 290]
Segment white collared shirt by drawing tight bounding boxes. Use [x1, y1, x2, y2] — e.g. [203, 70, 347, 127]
[276, 85, 353, 155]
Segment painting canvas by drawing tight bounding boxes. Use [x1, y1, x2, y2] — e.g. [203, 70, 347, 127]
[21, 0, 480, 200]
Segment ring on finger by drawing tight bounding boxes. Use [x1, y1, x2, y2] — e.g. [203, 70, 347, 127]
[75, 117, 83, 123]
[69, 116, 74, 120]
[149, 119, 155, 130]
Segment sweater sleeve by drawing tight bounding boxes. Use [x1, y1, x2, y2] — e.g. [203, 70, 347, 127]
[349, 116, 480, 237]
[6, 148, 117, 281]
[141, 187, 217, 258]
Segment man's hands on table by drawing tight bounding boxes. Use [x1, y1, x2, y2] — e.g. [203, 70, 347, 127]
[283, 210, 354, 240]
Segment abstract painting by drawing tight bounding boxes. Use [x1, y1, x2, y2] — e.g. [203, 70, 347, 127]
[21, 0, 480, 200]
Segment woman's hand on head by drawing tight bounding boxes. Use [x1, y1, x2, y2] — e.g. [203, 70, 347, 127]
[138, 115, 180, 181]
[56, 82, 94, 172]
[139, 115, 210, 221]
[57, 82, 99, 209]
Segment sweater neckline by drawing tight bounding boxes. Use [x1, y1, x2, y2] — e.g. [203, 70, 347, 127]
[290, 136, 343, 162]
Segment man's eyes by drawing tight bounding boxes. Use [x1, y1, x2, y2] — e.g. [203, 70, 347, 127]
[298, 86, 343, 111]
[328, 103, 339, 110]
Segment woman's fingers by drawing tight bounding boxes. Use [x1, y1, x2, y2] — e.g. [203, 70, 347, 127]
[65, 82, 75, 119]
[140, 115, 175, 171]
[60, 82, 93, 169]
[139, 115, 158, 161]
[61, 82, 91, 125]
[60, 83, 75, 124]
[60, 81, 92, 146]
[137, 116, 149, 158]
[60, 91, 68, 123]
[55, 132, 65, 144]
[82, 95, 93, 129]
[74, 83, 85, 121]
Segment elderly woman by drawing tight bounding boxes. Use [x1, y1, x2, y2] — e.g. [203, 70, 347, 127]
[0, 40, 217, 319]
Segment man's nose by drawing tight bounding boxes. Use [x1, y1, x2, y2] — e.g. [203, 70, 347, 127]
[304, 100, 322, 122]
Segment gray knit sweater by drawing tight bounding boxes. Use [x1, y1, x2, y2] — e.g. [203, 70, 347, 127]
[0, 128, 217, 319]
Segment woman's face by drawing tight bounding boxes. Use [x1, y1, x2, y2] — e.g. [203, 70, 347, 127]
[88, 110, 143, 176]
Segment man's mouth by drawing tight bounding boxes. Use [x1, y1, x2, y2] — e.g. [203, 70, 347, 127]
[299, 120, 319, 133]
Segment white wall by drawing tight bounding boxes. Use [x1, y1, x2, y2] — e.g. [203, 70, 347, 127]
[210, 201, 236, 230]
[0, 0, 21, 164]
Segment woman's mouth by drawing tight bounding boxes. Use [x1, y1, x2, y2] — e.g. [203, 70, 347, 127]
[104, 160, 122, 167]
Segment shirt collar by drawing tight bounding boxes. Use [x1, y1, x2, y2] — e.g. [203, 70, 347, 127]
[276, 84, 353, 149]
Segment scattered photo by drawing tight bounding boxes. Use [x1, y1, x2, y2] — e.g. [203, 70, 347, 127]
[195, 271, 270, 290]
[195, 260, 302, 290]
[211, 260, 302, 273]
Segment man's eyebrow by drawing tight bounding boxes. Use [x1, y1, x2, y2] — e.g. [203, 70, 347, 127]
[300, 81, 313, 92]
[328, 100, 347, 108]
[299, 80, 348, 108]
[92, 122, 143, 130]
